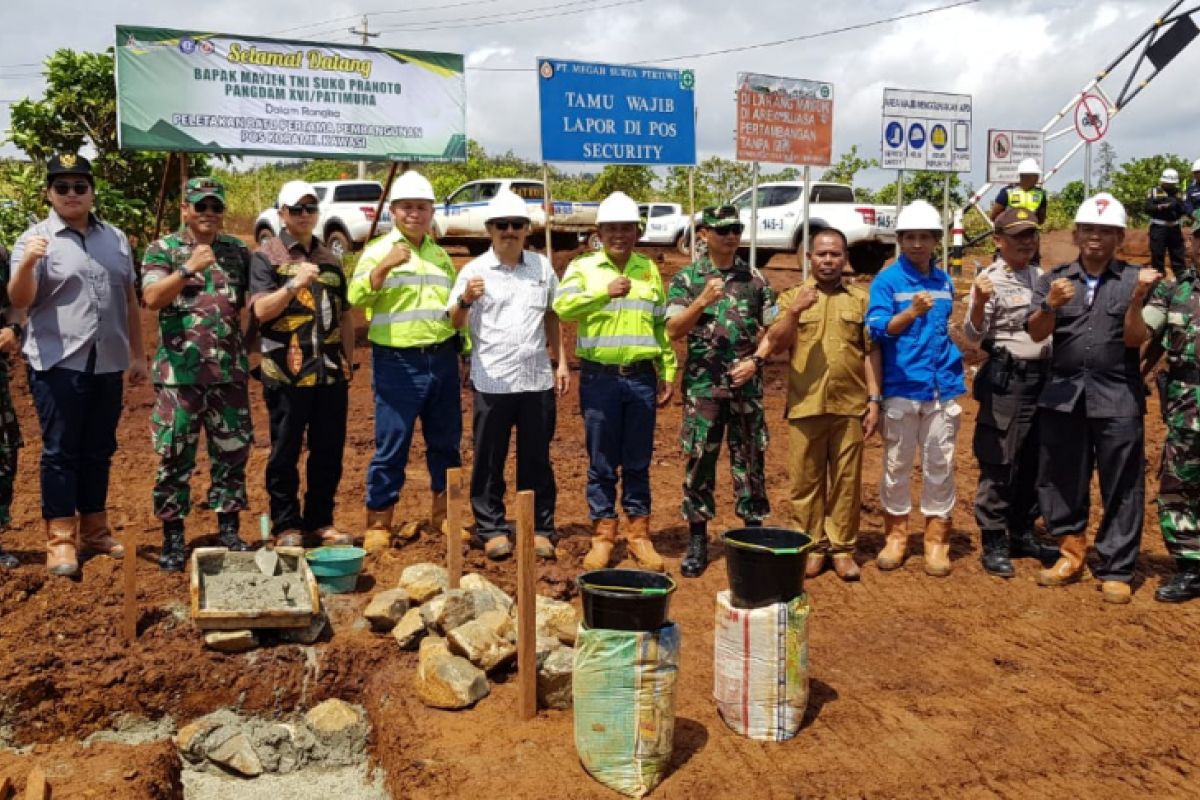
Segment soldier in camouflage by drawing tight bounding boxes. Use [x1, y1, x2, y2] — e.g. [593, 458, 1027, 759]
[0, 243, 24, 569]
[665, 205, 775, 578]
[1144, 222, 1200, 602]
[142, 177, 253, 571]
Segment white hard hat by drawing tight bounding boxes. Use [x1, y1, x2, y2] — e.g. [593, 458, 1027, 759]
[596, 191, 641, 225]
[1191, 158, 1200, 173]
[895, 200, 944, 233]
[389, 170, 436, 202]
[1074, 192, 1126, 228]
[484, 190, 531, 223]
[1017, 158, 1041, 176]
[278, 180, 319, 207]
[1162, 168, 1180, 184]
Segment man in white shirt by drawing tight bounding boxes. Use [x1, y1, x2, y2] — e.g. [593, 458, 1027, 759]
[449, 191, 570, 560]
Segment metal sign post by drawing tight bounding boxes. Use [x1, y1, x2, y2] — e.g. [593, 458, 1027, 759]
[895, 169, 904, 260]
[800, 166, 812, 279]
[942, 175, 951, 273]
[749, 161, 760, 269]
[542, 164, 554, 262]
[688, 166, 696, 261]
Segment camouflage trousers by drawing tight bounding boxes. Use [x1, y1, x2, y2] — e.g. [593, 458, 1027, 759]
[1159, 419, 1200, 561]
[0, 364, 23, 527]
[679, 395, 769, 523]
[151, 382, 253, 522]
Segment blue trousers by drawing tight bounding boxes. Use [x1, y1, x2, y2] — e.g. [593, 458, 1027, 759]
[367, 343, 462, 510]
[28, 365, 123, 519]
[579, 364, 657, 520]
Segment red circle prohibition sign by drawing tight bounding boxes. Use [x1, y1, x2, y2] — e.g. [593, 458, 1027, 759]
[1074, 94, 1109, 142]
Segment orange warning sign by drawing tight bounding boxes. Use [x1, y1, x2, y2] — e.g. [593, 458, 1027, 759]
[735, 73, 834, 166]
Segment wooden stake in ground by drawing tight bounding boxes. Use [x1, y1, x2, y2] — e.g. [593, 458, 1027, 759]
[0, 774, 12, 800]
[515, 490, 537, 720]
[123, 528, 137, 644]
[445, 467, 464, 590]
[23, 766, 47, 800]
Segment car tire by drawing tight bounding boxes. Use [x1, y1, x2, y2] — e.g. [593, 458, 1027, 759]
[326, 229, 352, 261]
[255, 226, 275, 246]
[585, 231, 602, 251]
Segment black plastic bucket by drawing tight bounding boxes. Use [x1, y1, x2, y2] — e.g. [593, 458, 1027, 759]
[577, 569, 677, 632]
[722, 527, 814, 609]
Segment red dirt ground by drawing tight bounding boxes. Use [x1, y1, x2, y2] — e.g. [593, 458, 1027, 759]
[1, 230, 1198, 799]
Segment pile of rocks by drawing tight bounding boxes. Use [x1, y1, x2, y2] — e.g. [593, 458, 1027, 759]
[175, 699, 367, 779]
[362, 563, 578, 710]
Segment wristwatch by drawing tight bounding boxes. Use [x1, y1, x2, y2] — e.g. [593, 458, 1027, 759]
[175, 264, 192, 280]
[749, 355, 765, 369]
[284, 277, 299, 293]
[868, 394, 884, 404]
[1039, 299, 1056, 314]
[457, 297, 473, 309]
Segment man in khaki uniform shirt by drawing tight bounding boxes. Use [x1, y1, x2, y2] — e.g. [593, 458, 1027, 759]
[760, 229, 883, 580]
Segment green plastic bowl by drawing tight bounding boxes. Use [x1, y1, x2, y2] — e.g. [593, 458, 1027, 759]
[306, 546, 366, 594]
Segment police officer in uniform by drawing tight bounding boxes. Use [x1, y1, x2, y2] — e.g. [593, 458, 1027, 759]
[1145, 168, 1188, 276]
[665, 205, 775, 578]
[991, 159, 1048, 226]
[963, 208, 1058, 576]
[1143, 221, 1200, 602]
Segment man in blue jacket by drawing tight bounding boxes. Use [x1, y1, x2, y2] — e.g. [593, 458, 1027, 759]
[867, 200, 966, 577]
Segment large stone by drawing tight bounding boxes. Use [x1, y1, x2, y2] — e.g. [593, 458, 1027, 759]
[461, 573, 514, 613]
[175, 719, 219, 763]
[398, 563, 449, 603]
[537, 646, 575, 710]
[203, 629, 259, 653]
[277, 611, 328, 644]
[421, 588, 477, 634]
[392, 607, 427, 650]
[206, 731, 263, 777]
[304, 698, 361, 734]
[447, 614, 517, 672]
[535, 595, 580, 646]
[415, 636, 490, 709]
[363, 589, 410, 632]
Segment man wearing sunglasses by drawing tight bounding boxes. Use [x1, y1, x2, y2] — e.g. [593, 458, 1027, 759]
[251, 180, 355, 548]
[665, 205, 776, 578]
[141, 177, 254, 570]
[448, 190, 570, 560]
[554, 191, 677, 572]
[0, 243, 24, 570]
[350, 170, 466, 552]
[8, 153, 148, 576]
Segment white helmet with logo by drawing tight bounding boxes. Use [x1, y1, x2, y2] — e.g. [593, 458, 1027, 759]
[1161, 168, 1180, 184]
[596, 191, 641, 225]
[1074, 192, 1126, 228]
[895, 199, 944, 233]
[389, 170, 436, 202]
[1017, 158, 1041, 176]
[1192, 158, 1200, 173]
[484, 190, 531, 222]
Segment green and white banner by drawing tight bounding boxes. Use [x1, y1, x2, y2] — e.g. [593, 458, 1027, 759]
[115, 26, 466, 161]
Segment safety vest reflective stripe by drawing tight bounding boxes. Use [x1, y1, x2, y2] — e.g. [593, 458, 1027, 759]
[895, 290, 954, 301]
[370, 309, 449, 326]
[555, 285, 582, 297]
[382, 273, 452, 289]
[608, 299, 663, 316]
[577, 334, 659, 349]
[350, 231, 461, 348]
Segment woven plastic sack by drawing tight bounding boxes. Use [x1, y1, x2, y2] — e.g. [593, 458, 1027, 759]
[573, 623, 680, 798]
[713, 590, 810, 741]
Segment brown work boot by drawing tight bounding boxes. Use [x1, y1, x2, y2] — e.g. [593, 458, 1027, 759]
[79, 511, 124, 560]
[46, 516, 79, 577]
[625, 516, 665, 572]
[363, 507, 395, 554]
[534, 535, 557, 560]
[315, 526, 354, 546]
[430, 490, 471, 543]
[582, 518, 617, 571]
[1102, 580, 1132, 604]
[805, 550, 826, 578]
[275, 529, 304, 548]
[923, 516, 952, 577]
[876, 513, 909, 571]
[1037, 533, 1088, 587]
[832, 553, 862, 581]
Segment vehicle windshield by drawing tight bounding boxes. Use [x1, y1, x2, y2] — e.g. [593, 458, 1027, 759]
[332, 183, 383, 203]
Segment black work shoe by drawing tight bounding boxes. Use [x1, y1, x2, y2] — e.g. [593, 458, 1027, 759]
[159, 520, 187, 572]
[1010, 529, 1059, 565]
[216, 512, 250, 552]
[0, 546, 17, 569]
[680, 522, 708, 578]
[980, 530, 1014, 578]
[1155, 562, 1200, 603]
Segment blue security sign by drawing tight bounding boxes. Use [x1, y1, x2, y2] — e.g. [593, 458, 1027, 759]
[537, 57, 696, 165]
[907, 122, 926, 150]
[881, 87, 971, 172]
[885, 121, 904, 149]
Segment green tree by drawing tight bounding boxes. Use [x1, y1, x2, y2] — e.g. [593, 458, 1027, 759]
[1044, 179, 1086, 231]
[1108, 153, 1191, 225]
[1094, 142, 1118, 190]
[873, 171, 967, 209]
[6, 48, 215, 250]
[585, 165, 656, 200]
[821, 145, 879, 187]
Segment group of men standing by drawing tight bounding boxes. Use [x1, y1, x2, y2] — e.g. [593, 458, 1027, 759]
[1, 151, 1197, 606]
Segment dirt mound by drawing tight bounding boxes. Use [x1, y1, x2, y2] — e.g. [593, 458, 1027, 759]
[0, 739, 181, 798]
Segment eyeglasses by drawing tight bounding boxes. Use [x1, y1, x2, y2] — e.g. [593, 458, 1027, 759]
[193, 200, 225, 214]
[285, 203, 320, 215]
[712, 224, 744, 236]
[491, 219, 528, 231]
[51, 181, 91, 196]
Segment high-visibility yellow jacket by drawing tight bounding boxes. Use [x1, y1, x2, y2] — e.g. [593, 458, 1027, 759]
[1006, 187, 1046, 214]
[552, 249, 677, 381]
[349, 228, 460, 349]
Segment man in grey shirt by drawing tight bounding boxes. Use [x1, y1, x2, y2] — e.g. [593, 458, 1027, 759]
[8, 154, 148, 576]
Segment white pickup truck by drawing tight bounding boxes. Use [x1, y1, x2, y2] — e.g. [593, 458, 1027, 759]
[434, 178, 600, 253]
[680, 181, 897, 273]
[638, 202, 689, 247]
[254, 180, 393, 260]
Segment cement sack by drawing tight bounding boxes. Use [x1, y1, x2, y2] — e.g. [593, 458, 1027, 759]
[713, 590, 810, 741]
[573, 623, 679, 798]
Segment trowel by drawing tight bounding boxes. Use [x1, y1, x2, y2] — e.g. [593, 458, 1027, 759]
[255, 512, 280, 577]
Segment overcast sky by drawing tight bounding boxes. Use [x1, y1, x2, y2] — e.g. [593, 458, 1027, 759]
[1, 0, 1196, 195]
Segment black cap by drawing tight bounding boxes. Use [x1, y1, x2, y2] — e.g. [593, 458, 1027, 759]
[46, 153, 93, 185]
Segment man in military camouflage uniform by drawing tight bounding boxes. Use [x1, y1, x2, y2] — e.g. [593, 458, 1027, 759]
[142, 177, 253, 570]
[0, 243, 24, 569]
[1144, 222, 1200, 602]
[665, 205, 775, 578]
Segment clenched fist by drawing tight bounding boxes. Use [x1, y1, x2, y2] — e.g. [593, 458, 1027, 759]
[186, 244, 216, 275]
[607, 276, 632, 298]
[383, 242, 412, 270]
[1046, 277, 1075, 309]
[291, 262, 321, 290]
[697, 277, 725, 307]
[789, 285, 819, 315]
[910, 291, 934, 316]
[462, 276, 486, 304]
[972, 274, 994, 302]
[1133, 267, 1161, 300]
[20, 235, 48, 268]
